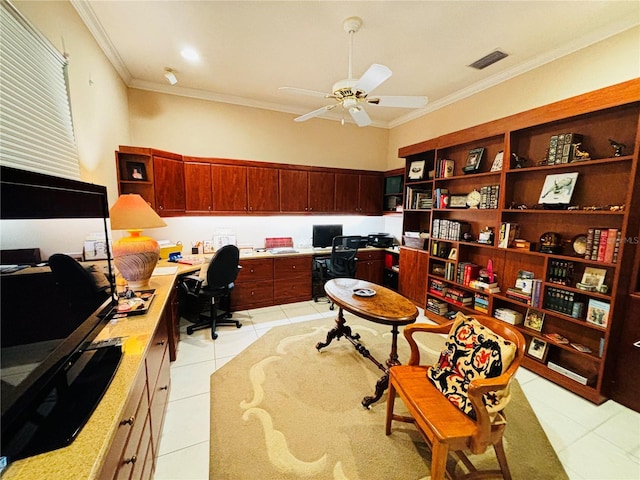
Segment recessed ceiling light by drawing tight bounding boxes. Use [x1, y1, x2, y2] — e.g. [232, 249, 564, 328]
[181, 47, 200, 62]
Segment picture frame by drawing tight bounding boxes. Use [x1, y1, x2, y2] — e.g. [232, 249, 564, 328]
[449, 195, 468, 208]
[580, 267, 607, 288]
[202, 240, 215, 254]
[524, 308, 545, 331]
[538, 172, 579, 205]
[408, 160, 426, 180]
[127, 162, 147, 181]
[586, 299, 610, 328]
[448, 248, 458, 260]
[462, 147, 484, 174]
[527, 337, 549, 362]
[490, 151, 504, 172]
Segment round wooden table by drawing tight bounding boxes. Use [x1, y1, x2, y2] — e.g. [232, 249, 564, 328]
[316, 278, 418, 408]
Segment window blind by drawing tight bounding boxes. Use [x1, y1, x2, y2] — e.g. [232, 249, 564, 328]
[0, 0, 80, 180]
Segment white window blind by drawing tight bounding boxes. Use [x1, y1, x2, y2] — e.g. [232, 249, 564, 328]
[0, 0, 80, 180]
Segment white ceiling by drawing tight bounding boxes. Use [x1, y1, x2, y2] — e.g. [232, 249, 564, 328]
[72, 1, 639, 128]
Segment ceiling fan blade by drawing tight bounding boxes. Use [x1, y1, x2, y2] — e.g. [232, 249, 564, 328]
[348, 106, 371, 127]
[279, 86, 330, 98]
[353, 64, 392, 94]
[294, 104, 337, 122]
[367, 96, 428, 108]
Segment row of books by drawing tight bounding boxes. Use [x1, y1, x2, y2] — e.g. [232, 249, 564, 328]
[478, 184, 500, 209]
[548, 133, 583, 165]
[432, 218, 472, 241]
[543, 287, 583, 317]
[547, 260, 575, 286]
[405, 186, 432, 210]
[456, 261, 480, 286]
[585, 228, 621, 263]
[473, 292, 489, 314]
[434, 158, 455, 178]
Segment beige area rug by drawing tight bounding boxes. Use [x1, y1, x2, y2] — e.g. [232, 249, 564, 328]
[210, 318, 568, 479]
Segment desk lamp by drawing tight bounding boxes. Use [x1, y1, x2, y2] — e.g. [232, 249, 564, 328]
[110, 194, 167, 289]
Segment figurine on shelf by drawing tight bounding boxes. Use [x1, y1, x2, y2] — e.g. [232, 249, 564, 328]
[478, 226, 494, 245]
[609, 138, 626, 157]
[571, 143, 590, 162]
[511, 153, 527, 168]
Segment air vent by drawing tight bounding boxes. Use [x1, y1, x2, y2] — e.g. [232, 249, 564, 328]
[469, 50, 508, 70]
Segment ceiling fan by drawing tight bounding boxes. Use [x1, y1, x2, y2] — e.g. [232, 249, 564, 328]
[279, 16, 428, 127]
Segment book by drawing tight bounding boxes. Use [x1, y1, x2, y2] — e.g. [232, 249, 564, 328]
[603, 228, 618, 263]
[498, 222, 519, 248]
[596, 228, 608, 262]
[585, 228, 594, 260]
[570, 343, 593, 353]
[612, 229, 622, 263]
[590, 228, 601, 261]
[586, 299, 610, 328]
[544, 333, 569, 344]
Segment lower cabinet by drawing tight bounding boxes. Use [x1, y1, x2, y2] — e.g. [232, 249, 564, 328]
[274, 256, 312, 304]
[98, 312, 171, 480]
[355, 250, 384, 284]
[232, 258, 274, 310]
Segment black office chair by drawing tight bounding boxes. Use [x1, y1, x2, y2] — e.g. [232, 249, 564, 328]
[48, 253, 111, 319]
[179, 244, 242, 340]
[313, 235, 360, 309]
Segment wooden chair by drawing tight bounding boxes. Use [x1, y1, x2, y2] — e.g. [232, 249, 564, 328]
[385, 313, 525, 480]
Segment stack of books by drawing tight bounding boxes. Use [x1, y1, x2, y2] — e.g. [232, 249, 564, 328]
[429, 278, 448, 298]
[547, 133, 583, 164]
[445, 287, 473, 307]
[494, 308, 523, 325]
[427, 298, 449, 316]
[473, 292, 489, 314]
[506, 287, 531, 305]
[469, 279, 500, 294]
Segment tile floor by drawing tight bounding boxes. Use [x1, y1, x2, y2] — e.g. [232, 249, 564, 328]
[153, 300, 640, 480]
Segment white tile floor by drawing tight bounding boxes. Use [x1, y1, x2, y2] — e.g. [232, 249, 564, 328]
[153, 301, 640, 480]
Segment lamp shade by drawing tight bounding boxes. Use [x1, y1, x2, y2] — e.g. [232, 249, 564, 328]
[110, 194, 167, 289]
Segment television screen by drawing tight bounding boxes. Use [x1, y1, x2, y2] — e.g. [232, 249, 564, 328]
[312, 224, 343, 248]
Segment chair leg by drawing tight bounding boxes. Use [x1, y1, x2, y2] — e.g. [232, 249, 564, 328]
[210, 299, 219, 340]
[430, 441, 450, 480]
[493, 438, 512, 480]
[385, 381, 397, 435]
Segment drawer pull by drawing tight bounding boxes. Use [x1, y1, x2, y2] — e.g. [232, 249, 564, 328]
[123, 455, 137, 465]
[157, 339, 166, 346]
[160, 385, 169, 391]
[120, 415, 135, 426]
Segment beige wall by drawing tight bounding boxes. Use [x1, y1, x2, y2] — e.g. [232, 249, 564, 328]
[387, 26, 640, 170]
[13, 0, 130, 203]
[128, 89, 389, 170]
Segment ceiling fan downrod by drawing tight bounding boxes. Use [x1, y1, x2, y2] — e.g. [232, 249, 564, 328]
[343, 16, 362, 81]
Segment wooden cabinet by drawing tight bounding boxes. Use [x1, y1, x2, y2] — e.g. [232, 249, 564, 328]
[335, 172, 383, 214]
[356, 249, 384, 284]
[184, 160, 212, 213]
[247, 166, 279, 212]
[274, 256, 312, 304]
[398, 79, 640, 404]
[115, 147, 158, 208]
[153, 155, 185, 215]
[98, 313, 171, 480]
[211, 163, 247, 213]
[308, 171, 335, 213]
[232, 258, 274, 310]
[279, 169, 308, 212]
[398, 247, 429, 307]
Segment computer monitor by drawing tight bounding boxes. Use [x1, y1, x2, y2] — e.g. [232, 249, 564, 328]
[312, 224, 343, 248]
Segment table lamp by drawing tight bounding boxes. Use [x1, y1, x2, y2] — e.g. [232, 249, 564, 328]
[110, 194, 167, 289]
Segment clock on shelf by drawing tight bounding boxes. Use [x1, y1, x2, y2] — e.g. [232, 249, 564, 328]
[466, 189, 481, 208]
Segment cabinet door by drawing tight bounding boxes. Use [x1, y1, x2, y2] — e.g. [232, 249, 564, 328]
[279, 170, 308, 212]
[308, 171, 335, 213]
[247, 166, 279, 212]
[153, 156, 185, 215]
[184, 162, 212, 213]
[356, 250, 384, 284]
[359, 174, 384, 214]
[335, 173, 359, 213]
[211, 164, 247, 212]
[398, 247, 428, 307]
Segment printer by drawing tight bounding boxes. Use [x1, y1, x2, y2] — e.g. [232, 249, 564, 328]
[367, 233, 394, 248]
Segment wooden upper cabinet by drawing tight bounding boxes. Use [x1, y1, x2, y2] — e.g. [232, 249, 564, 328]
[184, 161, 212, 213]
[247, 166, 279, 212]
[308, 171, 335, 213]
[153, 155, 185, 215]
[335, 172, 359, 213]
[279, 169, 308, 212]
[359, 174, 384, 214]
[211, 164, 247, 212]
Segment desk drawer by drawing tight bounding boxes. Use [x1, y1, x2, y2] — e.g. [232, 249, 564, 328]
[357, 250, 385, 261]
[274, 276, 312, 303]
[236, 258, 274, 283]
[232, 280, 274, 310]
[274, 256, 311, 279]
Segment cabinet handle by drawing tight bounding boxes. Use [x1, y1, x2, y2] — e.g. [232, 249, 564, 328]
[123, 455, 137, 465]
[292, 265, 296, 269]
[157, 339, 166, 346]
[120, 415, 135, 426]
[160, 385, 169, 391]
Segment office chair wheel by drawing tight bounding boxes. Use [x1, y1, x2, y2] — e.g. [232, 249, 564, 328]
[236, 322, 242, 328]
[186, 326, 194, 335]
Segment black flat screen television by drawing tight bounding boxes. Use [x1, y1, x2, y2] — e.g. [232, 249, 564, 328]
[0, 166, 119, 471]
[312, 224, 343, 248]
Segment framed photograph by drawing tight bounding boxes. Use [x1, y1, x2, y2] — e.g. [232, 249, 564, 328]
[586, 299, 610, 328]
[462, 147, 485, 174]
[127, 162, 147, 181]
[202, 240, 215, 254]
[527, 337, 549, 362]
[580, 267, 607, 288]
[448, 248, 458, 260]
[449, 194, 468, 209]
[538, 172, 579, 205]
[490, 151, 504, 172]
[524, 308, 545, 331]
[408, 160, 426, 180]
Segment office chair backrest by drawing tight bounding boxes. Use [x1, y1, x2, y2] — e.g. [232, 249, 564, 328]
[206, 244, 241, 289]
[328, 235, 360, 278]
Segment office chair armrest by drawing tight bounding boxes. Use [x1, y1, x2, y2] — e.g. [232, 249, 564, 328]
[180, 274, 205, 296]
[403, 322, 454, 365]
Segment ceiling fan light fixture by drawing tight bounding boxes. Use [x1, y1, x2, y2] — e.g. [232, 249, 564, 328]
[164, 67, 177, 85]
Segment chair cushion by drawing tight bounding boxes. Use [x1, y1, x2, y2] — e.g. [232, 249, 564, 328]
[426, 313, 516, 420]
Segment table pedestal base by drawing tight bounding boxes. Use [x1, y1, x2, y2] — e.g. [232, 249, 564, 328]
[316, 307, 401, 408]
